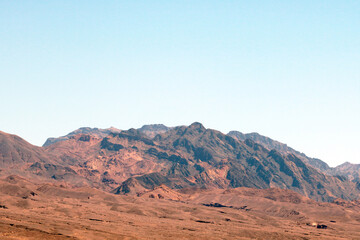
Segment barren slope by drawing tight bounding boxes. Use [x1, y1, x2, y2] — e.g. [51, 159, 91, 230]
[1, 176, 360, 240]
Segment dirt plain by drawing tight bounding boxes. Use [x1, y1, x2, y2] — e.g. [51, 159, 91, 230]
[1, 176, 360, 240]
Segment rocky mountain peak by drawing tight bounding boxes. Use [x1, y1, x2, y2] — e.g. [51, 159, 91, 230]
[139, 124, 169, 132]
[43, 127, 120, 147]
[137, 124, 170, 138]
[187, 122, 206, 132]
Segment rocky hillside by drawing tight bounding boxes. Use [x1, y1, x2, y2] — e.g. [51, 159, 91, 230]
[46, 122, 359, 201]
[227, 131, 360, 183]
[329, 162, 360, 182]
[0, 131, 52, 166]
[2, 124, 360, 202]
[227, 131, 331, 172]
[0, 131, 86, 185]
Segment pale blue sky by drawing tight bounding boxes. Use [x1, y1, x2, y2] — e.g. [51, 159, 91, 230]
[1, 1, 359, 166]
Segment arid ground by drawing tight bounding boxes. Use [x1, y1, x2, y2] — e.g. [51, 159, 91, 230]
[1, 175, 360, 240]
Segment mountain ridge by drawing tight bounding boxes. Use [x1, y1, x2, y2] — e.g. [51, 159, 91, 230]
[42, 127, 121, 147]
[1, 123, 359, 202]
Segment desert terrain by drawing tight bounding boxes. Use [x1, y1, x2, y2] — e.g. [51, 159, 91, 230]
[1, 124, 360, 239]
[1, 175, 360, 240]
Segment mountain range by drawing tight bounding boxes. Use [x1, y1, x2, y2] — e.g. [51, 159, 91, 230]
[1, 123, 359, 203]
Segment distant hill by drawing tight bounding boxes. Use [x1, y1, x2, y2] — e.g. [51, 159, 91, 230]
[137, 124, 171, 138]
[43, 127, 121, 147]
[0, 131, 85, 184]
[1, 131, 52, 166]
[42, 124, 169, 147]
[329, 162, 360, 182]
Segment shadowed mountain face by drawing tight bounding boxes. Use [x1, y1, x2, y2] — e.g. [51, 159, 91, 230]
[1, 124, 360, 202]
[122, 123, 358, 201]
[227, 131, 360, 183]
[227, 131, 331, 172]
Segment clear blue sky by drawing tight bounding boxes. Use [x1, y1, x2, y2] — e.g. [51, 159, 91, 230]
[1, 1, 359, 166]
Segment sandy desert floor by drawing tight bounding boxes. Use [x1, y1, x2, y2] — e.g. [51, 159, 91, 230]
[1, 176, 360, 240]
